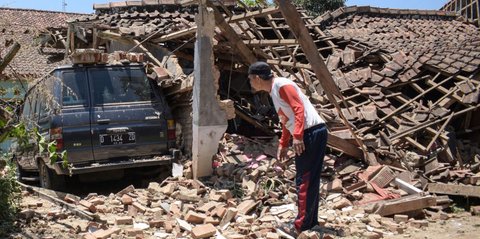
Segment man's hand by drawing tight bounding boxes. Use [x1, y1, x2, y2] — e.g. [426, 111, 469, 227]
[277, 146, 289, 161]
[293, 138, 305, 156]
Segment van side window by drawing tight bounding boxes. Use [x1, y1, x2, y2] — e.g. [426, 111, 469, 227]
[22, 93, 35, 129]
[89, 67, 154, 105]
[62, 71, 88, 107]
[30, 90, 40, 124]
[38, 95, 49, 119]
[22, 95, 32, 121]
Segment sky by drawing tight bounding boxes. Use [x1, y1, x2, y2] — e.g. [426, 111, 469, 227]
[0, 0, 449, 14]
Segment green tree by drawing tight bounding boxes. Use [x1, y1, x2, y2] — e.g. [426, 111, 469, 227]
[241, 0, 346, 16]
[293, 0, 346, 16]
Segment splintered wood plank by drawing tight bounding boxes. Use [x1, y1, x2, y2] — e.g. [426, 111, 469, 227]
[374, 195, 436, 216]
[0, 42, 20, 72]
[385, 124, 427, 153]
[390, 98, 449, 142]
[327, 134, 363, 159]
[207, 1, 256, 64]
[133, 39, 163, 66]
[390, 105, 480, 140]
[299, 11, 336, 48]
[428, 183, 480, 197]
[425, 79, 468, 106]
[361, 73, 451, 134]
[275, 0, 372, 164]
[425, 112, 454, 151]
[266, 59, 311, 70]
[151, 27, 197, 43]
[227, 6, 280, 22]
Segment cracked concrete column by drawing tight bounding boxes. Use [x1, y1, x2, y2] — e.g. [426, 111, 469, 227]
[192, 0, 228, 179]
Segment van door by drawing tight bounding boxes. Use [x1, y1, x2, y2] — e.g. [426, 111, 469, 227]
[59, 69, 95, 165]
[88, 66, 169, 163]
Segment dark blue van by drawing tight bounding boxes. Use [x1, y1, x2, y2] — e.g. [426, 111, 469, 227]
[15, 63, 178, 190]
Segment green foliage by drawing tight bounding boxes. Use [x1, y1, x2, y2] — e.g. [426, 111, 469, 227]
[0, 155, 21, 237]
[293, 0, 346, 16]
[36, 131, 68, 168]
[260, 177, 283, 195]
[241, 0, 259, 7]
[450, 203, 466, 213]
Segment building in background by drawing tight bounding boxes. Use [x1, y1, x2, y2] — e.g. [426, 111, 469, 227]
[441, 0, 479, 25]
[0, 8, 85, 152]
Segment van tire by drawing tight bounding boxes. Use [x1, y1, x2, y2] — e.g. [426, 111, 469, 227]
[38, 160, 65, 191]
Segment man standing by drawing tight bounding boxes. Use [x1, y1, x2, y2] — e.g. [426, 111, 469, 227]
[248, 61, 328, 236]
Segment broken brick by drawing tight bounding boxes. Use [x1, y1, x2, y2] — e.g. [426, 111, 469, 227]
[121, 194, 133, 205]
[185, 211, 207, 224]
[79, 200, 96, 213]
[471, 206, 480, 215]
[237, 200, 257, 215]
[332, 197, 352, 209]
[219, 208, 238, 228]
[115, 216, 133, 225]
[266, 232, 280, 239]
[410, 220, 428, 228]
[204, 216, 220, 226]
[116, 185, 135, 197]
[191, 224, 216, 239]
[92, 228, 121, 239]
[64, 194, 81, 204]
[88, 197, 105, 206]
[197, 202, 217, 213]
[149, 219, 164, 228]
[132, 202, 147, 213]
[147, 182, 162, 194]
[393, 214, 409, 223]
[125, 228, 144, 237]
[164, 220, 173, 233]
[322, 178, 343, 192]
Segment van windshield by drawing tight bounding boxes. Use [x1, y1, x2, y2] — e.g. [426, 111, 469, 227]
[89, 67, 154, 105]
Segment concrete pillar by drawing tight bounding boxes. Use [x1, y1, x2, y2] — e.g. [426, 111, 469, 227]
[192, 1, 228, 179]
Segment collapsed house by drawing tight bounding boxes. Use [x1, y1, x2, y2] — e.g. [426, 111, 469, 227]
[43, 1, 480, 168]
[6, 1, 480, 238]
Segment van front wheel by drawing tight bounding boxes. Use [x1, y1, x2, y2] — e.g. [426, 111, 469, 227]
[38, 160, 65, 191]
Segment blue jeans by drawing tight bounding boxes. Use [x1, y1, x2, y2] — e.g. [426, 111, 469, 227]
[294, 124, 328, 232]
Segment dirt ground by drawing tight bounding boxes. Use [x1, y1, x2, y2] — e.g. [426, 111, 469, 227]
[384, 213, 480, 239]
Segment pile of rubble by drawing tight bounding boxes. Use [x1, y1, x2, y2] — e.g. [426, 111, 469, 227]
[11, 133, 480, 239]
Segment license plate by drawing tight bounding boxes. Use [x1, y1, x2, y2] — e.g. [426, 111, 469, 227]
[99, 132, 136, 146]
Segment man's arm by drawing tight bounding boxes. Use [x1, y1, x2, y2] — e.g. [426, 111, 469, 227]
[279, 85, 305, 155]
[279, 85, 305, 139]
[278, 111, 291, 148]
[277, 122, 291, 161]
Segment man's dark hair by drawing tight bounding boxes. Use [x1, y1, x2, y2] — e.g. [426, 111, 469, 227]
[258, 74, 273, 80]
[249, 61, 273, 80]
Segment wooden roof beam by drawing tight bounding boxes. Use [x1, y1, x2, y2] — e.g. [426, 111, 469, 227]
[275, 0, 374, 165]
[227, 6, 280, 23]
[207, 0, 257, 65]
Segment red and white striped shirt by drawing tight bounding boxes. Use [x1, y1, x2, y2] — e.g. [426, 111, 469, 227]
[270, 77, 325, 147]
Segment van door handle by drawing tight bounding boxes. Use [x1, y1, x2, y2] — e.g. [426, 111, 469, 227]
[97, 119, 110, 124]
[106, 127, 130, 133]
